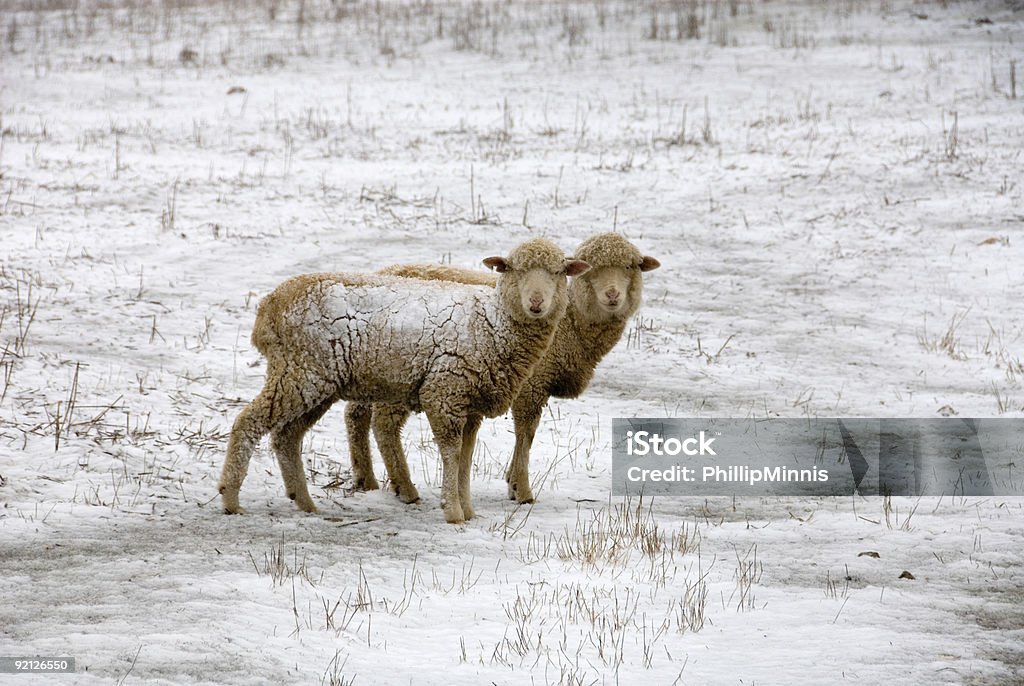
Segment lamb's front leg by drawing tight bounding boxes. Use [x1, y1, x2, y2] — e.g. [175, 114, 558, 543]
[457, 414, 483, 520]
[507, 393, 544, 504]
[427, 413, 466, 524]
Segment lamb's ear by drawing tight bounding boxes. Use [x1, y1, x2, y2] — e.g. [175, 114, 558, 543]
[639, 256, 661, 272]
[564, 259, 590, 277]
[483, 256, 510, 273]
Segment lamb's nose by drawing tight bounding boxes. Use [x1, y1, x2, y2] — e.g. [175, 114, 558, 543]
[529, 295, 544, 313]
[605, 288, 620, 305]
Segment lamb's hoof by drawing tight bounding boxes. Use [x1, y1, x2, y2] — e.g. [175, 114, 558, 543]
[221, 488, 244, 513]
[461, 503, 476, 520]
[506, 480, 535, 504]
[392, 483, 420, 504]
[388, 479, 420, 503]
[295, 499, 319, 514]
[352, 474, 380, 491]
[441, 500, 465, 524]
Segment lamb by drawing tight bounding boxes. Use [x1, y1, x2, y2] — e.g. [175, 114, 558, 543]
[347, 233, 660, 505]
[218, 238, 590, 523]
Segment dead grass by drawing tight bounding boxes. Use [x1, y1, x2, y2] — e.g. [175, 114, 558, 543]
[917, 309, 969, 360]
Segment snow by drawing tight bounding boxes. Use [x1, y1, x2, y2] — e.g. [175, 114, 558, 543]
[312, 278, 489, 361]
[1, 0, 1023, 683]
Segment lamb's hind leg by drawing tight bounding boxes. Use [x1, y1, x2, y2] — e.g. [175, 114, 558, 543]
[220, 384, 290, 514]
[457, 414, 483, 520]
[272, 396, 336, 513]
[345, 402, 379, 491]
[372, 403, 419, 504]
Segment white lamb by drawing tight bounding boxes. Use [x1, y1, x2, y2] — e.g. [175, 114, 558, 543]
[347, 233, 660, 505]
[218, 238, 590, 523]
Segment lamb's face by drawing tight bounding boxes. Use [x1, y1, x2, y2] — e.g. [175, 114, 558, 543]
[484, 238, 590, 324]
[579, 265, 637, 316]
[570, 233, 661, 323]
[517, 264, 601, 319]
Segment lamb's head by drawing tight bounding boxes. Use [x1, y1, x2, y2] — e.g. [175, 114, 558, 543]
[483, 238, 590, 324]
[569, 233, 660, 322]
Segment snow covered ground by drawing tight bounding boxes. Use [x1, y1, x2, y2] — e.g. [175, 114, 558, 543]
[2, 0, 1023, 683]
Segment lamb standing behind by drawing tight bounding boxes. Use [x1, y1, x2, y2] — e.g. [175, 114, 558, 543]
[348, 233, 660, 505]
[380, 263, 499, 287]
[218, 238, 589, 523]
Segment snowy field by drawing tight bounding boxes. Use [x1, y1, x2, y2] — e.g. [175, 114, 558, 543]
[2, 0, 1023, 683]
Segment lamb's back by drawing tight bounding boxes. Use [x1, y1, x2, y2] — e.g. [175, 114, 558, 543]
[258, 274, 493, 400]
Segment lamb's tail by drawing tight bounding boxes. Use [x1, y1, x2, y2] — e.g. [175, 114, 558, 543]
[250, 292, 282, 356]
[250, 274, 326, 356]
